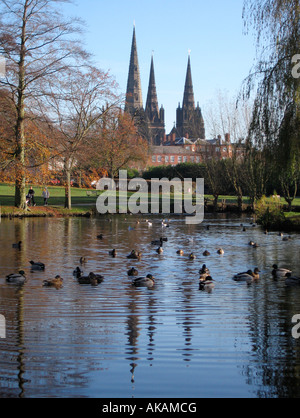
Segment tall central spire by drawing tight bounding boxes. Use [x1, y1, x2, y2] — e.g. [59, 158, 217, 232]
[182, 54, 195, 110]
[125, 26, 143, 114]
[145, 54, 159, 118]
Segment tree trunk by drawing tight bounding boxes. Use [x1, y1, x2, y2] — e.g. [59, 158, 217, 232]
[64, 162, 72, 209]
[14, 1, 28, 209]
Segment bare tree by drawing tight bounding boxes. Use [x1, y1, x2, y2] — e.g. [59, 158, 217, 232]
[39, 66, 120, 209]
[0, 0, 89, 208]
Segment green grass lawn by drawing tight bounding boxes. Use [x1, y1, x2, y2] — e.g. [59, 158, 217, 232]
[0, 182, 299, 218]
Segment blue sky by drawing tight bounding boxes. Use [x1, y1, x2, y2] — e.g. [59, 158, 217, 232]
[63, 0, 257, 134]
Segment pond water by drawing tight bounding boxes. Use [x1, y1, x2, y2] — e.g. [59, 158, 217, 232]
[0, 214, 300, 398]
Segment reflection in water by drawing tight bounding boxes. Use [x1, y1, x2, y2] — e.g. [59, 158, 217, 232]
[0, 215, 300, 397]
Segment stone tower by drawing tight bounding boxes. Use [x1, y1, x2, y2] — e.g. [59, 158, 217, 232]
[125, 25, 143, 113]
[176, 54, 205, 139]
[125, 26, 149, 141]
[145, 54, 165, 145]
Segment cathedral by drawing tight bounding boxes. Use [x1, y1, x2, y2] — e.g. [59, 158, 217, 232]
[125, 26, 205, 145]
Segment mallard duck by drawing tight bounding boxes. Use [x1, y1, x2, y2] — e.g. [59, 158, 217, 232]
[97, 234, 103, 240]
[272, 264, 292, 278]
[217, 248, 224, 255]
[151, 238, 164, 246]
[127, 250, 142, 260]
[132, 274, 155, 287]
[285, 273, 300, 286]
[248, 241, 255, 246]
[88, 272, 104, 286]
[80, 257, 86, 264]
[199, 264, 210, 275]
[6, 271, 26, 284]
[156, 247, 163, 254]
[233, 270, 256, 283]
[199, 276, 215, 292]
[189, 253, 196, 260]
[12, 241, 22, 249]
[30, 260, 45, 270]
[203, 250, 210, 257]
[73, 267, 83, 278]
[177, 249, 184, 255]
[199, 272, 210, 281]
[282, 236, 292, 242]
[77, 272, 104, 285]
[128, 267, 139, 277]
[43, 276, 63, 288]
[109, 249, 117, 257]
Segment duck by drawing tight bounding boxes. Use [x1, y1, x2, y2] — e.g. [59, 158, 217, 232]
[109, 249, 117, 257]
[73, 267, 83, 278]
[282, 236, 292, 242]
[285, 273, 300, 286]
[199, 264, 210, 275]
[248, 241, 255, 246]
[97, 234, 103, 240]
[80, 257, 86, 264]
[128, 267, 139, 277]
[156, 247, 163, 254]
[89, 272, 104, 286]
[77, 272, 104, 285]
[177, 249, 184, 255]
[199, 272, 210, 281]
[217, 248, 224, 255]
[151, 238, 164, 246]
[199, 276, 215, 292]
[132, 274, 155, 288]
[147, 221, 153, 227]
[43, 276, 63, 289]
[6, 271, 26, 284]
[127, 250, 142, 260]
[189, 253, 196, 260]
[233, 270, 257, 283]
[12, 241, 22, 249]
[272, 264, 292, 278]
[203, 250, 210, 257]
[30, 260, 45, 270]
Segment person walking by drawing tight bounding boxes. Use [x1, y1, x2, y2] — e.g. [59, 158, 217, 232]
[42, 187, 50, 206]
[28, 186, 36, 206]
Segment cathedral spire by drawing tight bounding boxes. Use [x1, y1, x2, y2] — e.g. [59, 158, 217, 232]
[145, 53, 159, 119]
[182, 54, 195, 110]
[125, 26, 143, 114]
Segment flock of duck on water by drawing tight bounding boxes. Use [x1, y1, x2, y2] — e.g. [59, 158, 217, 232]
[5, 219, 300, 291]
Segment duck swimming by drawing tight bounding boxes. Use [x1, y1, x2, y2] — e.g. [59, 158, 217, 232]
[73, 267, 83, 278]
[272, 264, 292, 278]
[156, 247, 163, 254]
[6, 271, 26, 284]
[199, 276, 215, 292]
[109, 249, 117, 257]
[151, 238, 164, 246]
[203, 251, 210, 257]
[12, 241, 22, 249]
[233, 269, 260, 283]
[132, 274, 155, 288]
[128, 267, 139, 277]
[177, 250, 184, 255]
[189, 253, 196, 260]
[217, 249, 224, 255]
[127, 250, 142, 260]
[43, 276, 63, 289]
[30, 261, 45, 271]
[285, 273, 300, 286]
[199, 264, 210, 275]
[78, 272, 104, 285]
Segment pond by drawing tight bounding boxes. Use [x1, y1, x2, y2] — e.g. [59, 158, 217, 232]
[0, 214, 300, 398]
